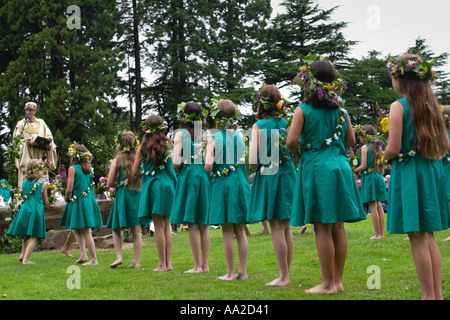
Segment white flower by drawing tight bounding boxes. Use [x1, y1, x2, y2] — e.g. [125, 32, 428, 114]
[408, 150, 416, 157]
[326, 138, 332, 145]
[230, 166, 235, 171]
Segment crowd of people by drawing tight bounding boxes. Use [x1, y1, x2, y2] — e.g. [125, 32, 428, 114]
[4, 53, 450, 300]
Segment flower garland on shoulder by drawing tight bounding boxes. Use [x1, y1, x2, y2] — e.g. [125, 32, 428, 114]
[210, 98, 241, 129]
[177, 102, 209, 124]
[295, 54, 348, 106]
[386, 58, 436, 81]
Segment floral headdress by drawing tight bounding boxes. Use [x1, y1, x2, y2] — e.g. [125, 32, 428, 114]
[386, 58, 436, 81]
[27, 161, 45, 175]
[295, 54, 347, 105]
[210, 98, 241, 128]
[251, 91, 290, 114]
[177, 102, 208, 124]
[140, 119, 168, 134]
[67, 143, 93, 162]
[114, 132, 140, 153]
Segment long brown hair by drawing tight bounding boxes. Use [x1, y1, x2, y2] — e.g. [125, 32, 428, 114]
[216, 99, 238, 130]
[362, 125, 384, 174]
[394, 54, 447, 159]
[179, 102, 203, 141]
[25, 159, 44, 180]
[115, 131, 141, 191]
[70, 144, 92, 174]
[256, 85, 286, 120]
[140, 115, 170, 163]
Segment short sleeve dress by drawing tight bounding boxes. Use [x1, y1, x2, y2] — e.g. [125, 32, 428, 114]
[207, 130, 250, 225]
[360, 144, 388, 204]
[59, 164, 103, 230]
[290, 103, 366, 227]
[138, 151, 177, 221]
[7, 179, 46, 239]
[248, 117, 296, 223]
[106, 163, 141, 229]
[387, 97, 449, 234]
[170, 129, 211, 225]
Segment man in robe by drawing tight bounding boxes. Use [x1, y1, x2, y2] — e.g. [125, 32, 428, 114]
[12, 102, 58, 188]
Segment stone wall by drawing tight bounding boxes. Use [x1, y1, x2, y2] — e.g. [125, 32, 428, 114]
[0, 200, 115, 250]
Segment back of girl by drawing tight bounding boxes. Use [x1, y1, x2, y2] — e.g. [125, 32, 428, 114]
[248, 85, 296, 287]
[205, 99, 250, 281]
[106, 131, 143, 268]
[286, 55, 365, 294]
[170, 102, 212, 273]
[133, 115, 177, 271]
[7, 159, 49, 264]
[59, 144, 103, 265]
[384, 54, 450, 299]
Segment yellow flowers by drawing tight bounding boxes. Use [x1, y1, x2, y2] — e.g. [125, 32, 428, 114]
[380, 117, 389, 133]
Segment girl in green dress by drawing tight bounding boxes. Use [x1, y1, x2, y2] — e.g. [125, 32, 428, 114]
[106, 131, 143, 268]
[287, 56, 365, 294]
[7, 159, 49, 264]
[171, 102, 212, 273]
[385, 54, 450, 300]
[248, 85, 295, 287]
[354, 125, 387, 240]
[205, 99, 250, 281]
[133, 115, 177, 272]
[59, 144, 103, 265]
[442, 105, 450, 242]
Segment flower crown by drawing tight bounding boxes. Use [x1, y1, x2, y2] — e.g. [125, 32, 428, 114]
[68, 143, 93, 162]
[176, 102, 208, 124]
[252, 91, 291, 114]
[386, 58, 436, 81]
[114, 132, 140, 153]
[210, 98, 241, 128]
[27, 162, 45, 175]
[440, 105, 450, 127]
[140, 119, 168, 134]
[296, 54, 347, 105]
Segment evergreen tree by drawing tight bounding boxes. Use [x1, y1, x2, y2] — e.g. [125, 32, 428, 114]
[0, 0, 125, 176]
[267, 0, 356, 101]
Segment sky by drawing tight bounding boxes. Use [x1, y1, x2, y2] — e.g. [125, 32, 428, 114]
[271, 0, 450, 74]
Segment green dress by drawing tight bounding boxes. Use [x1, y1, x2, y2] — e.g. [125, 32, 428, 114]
[248, 117, 295, 222]
[291, 103, 366, 227]
[106, 164, 141, 229]
[208, 130, 250, 225]
[170, 129, 211, 225]
[443, 129, 450, 200]
[7, 179, 46, 238]
[59, 164, 103, 230]
[138, 152, 177, 221]
[360, 144, 388, 204]
[387, 97, 449, 234]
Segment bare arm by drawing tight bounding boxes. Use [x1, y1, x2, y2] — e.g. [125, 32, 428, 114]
[344, 114, 356, 149]
[172, 130, 183, 169]
[384, 101, 403, 160]
[286, 106, 304, 155]
[353, 145, 368, 172]
[132, 145, 143, 176]
[64, 166, 76, 203]
[204, 137, 215, 173]
[106, 158, 117, 188]
[249, 124, 259, 170]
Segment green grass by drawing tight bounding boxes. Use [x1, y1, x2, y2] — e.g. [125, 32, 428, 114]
[0, 218, 449, 301]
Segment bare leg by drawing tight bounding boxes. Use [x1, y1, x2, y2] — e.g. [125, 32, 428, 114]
[72, 229, 88, 263]
[369, 202, 381, 239]
[128, 225, 142, 268]
[110, 229, 123, 268]
[152, 214, 172, 271]
[60, 230, 75, 257]
[234, 224, 248, 280]
[22, 236, 38, 264]
[82, 228, 98, 265]
[266, 219, 292, 287]
[218, 223, 236, 280]
[199, 224, 210, 272]
[332, 222, 347, 292]
[186, 224, 202, 273]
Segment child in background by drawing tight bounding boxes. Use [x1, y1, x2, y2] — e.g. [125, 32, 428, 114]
[354, 125, 387, 239]
[287, 55, 366, 294]
[248, 85, 295, 286]
[133, 115, 177, 272]
[106, 131, 143, 268]
[205, 99, 250, 281]
[170, 102, 211, 273]
[59, 144, 103, 266]
[384, 54, 450, 299]
[442, 105, 450, 242]
[7, 159, 49, 264]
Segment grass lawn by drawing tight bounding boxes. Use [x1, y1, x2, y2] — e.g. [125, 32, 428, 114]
[0, 217, 449, 301]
